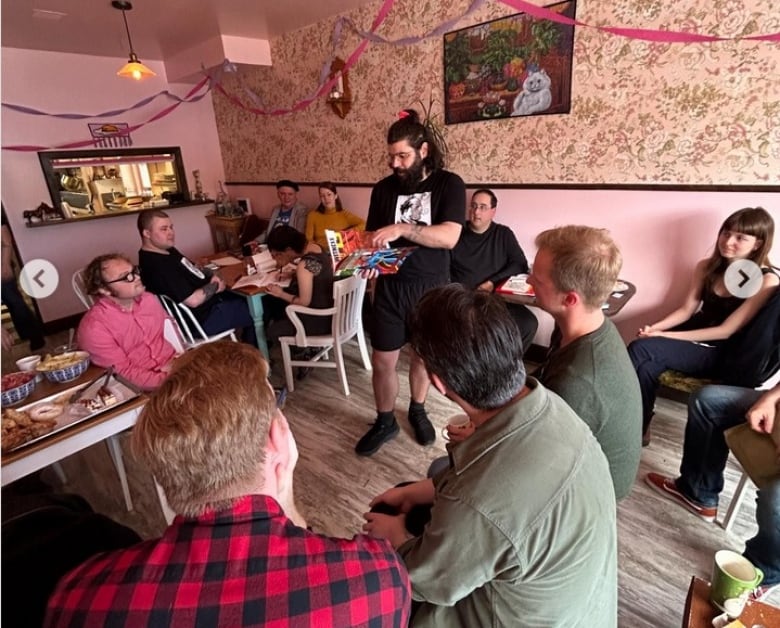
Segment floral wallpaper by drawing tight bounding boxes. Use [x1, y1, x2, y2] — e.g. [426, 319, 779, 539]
[213, 0, 780, 185]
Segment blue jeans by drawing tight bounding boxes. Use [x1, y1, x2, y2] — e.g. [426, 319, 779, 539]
[678, 385, 780, 585]
[747, 478, 780, 585]
[200, 293, 257, 348]
[628, 337, 721, 432]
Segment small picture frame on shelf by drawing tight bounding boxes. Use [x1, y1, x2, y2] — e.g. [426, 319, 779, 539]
[236, 198, 252, 214]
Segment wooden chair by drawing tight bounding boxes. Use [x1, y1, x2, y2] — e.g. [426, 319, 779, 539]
[279, 275, 371, 396]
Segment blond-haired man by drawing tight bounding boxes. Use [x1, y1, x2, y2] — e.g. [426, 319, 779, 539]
[528, 225, 642, 499]
[46, 342, 411, 627]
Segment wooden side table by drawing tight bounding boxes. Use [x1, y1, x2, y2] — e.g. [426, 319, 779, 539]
[205, 214, 246, 253]
[682, 576, 780, 627]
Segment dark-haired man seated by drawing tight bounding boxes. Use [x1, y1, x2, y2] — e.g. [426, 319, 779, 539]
[450, 188, 538, 352]
[45, 342, 411, 627]
[137, 210, 257, 347]
[363, 284, 617, 627]
[77, 253, 177, 390]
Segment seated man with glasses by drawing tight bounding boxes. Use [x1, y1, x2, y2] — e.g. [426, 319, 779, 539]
[450, 189, 538, 353]
[77, 254, 178, 390]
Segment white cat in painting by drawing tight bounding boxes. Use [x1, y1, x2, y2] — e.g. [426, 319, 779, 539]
[511, 69, 552, 116]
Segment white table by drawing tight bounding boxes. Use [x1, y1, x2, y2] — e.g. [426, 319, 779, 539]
[1, 369, 146, 512]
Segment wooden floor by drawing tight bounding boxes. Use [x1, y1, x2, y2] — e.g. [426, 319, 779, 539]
[2, 333, 763, 627]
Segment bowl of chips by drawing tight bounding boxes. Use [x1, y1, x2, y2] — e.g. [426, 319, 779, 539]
[36, 351, 91, 383]
[1, 371, 38, 407]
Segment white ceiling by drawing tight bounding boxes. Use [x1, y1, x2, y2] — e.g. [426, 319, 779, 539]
[1, 0, 375, 61]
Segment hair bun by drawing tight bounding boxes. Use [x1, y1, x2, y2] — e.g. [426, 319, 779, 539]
[399, 109, 420, 124]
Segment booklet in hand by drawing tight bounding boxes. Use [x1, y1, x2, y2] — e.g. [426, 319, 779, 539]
[496, 274, 535, 296]
[325, 228, 416, 277]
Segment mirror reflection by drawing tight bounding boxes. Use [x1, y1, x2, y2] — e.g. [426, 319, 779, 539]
[38, 147, 191, 220]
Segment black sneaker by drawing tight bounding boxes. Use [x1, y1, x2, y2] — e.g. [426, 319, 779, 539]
[408, 407, 435, 446]
[355, 417, 399, 456]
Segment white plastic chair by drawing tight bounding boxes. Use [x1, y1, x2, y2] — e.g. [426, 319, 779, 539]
[71, 268, 94, 309]
[279, 274, 371, 396]
[157, 294, 237, 348]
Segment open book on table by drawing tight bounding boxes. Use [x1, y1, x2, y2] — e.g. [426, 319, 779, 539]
[325, 228, 416, 278]
[232, 271, 291, 292]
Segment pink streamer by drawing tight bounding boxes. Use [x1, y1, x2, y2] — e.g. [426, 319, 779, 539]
[3, 0, 779, 140]
[3, 77, 209, 152]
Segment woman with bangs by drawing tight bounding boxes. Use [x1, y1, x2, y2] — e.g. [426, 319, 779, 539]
[629, 207, 778, 443]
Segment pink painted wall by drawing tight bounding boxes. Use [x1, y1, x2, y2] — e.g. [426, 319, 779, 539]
[228, 183, 779, 344]
[1, 48, 226, 322]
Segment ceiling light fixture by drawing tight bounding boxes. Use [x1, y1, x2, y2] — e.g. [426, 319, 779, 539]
[112, 0, 156, 81]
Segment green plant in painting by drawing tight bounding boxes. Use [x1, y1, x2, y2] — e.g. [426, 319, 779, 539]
[481, 29, 518, 77]
[529, 20, 560, 61]
[444, 32, 471, 84]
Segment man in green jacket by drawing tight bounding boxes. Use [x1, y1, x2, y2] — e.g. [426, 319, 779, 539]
[363, 283, 617, 627]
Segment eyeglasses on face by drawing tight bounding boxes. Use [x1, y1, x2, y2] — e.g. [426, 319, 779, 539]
[105, 266, 141, 284]
[470, 203, 493, 211]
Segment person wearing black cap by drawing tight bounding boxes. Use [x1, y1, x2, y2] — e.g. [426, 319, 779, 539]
[257, 180, 309, 243]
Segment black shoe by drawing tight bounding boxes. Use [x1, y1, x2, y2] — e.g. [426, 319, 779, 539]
[355, 417, 399, 456]
[408, 407, 435, 446]
[296, 366, 312, 381]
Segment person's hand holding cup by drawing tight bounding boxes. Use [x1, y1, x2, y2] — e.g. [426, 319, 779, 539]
[441, 414, 475, 443]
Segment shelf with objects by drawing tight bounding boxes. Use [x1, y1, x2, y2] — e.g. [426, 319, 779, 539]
[32, 146, 205, 227]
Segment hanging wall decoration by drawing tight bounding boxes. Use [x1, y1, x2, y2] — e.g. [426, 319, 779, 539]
[444, 0, 577, 124]
[88, 122, 133, 147]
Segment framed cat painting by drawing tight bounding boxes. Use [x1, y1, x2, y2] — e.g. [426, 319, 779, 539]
[443, 0, 576, 125]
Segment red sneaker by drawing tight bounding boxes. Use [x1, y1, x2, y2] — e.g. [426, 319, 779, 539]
[645, 473, 717, 523]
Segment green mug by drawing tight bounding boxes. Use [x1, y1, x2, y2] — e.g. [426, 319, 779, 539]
[710, 549, 764, 611]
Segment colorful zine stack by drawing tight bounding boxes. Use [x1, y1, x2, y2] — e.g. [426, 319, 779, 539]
[324, 229, 416, 278]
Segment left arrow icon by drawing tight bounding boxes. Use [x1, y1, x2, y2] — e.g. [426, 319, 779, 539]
[33, 269, 46, 288]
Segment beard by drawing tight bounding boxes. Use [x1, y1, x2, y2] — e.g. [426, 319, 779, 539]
[393, 152, 426, 194]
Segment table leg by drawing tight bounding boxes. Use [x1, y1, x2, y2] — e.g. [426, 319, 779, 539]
[106, 434, 133, 512]
[244, 292, 269, 360]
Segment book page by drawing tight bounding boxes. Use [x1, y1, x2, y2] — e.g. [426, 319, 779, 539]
[232, 270, 291, 291]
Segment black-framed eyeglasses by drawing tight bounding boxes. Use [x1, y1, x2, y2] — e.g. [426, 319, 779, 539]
[105, 266, 141, 284]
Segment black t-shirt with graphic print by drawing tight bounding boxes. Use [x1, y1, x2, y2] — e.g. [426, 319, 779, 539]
[366, 169, 466, 281]
[138, 247, 213, 319]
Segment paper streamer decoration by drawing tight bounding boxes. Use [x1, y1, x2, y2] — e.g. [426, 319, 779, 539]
[3, 0, 779, 147]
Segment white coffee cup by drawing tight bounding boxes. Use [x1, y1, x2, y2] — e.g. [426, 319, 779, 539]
[441, 414, 474, 441]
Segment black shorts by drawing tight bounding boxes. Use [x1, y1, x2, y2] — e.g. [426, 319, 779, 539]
[370, 275, 447, 352]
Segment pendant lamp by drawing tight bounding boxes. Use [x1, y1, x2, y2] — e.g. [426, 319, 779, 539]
[112, 0, 156, 80]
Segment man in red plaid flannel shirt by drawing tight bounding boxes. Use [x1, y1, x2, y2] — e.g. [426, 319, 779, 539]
[45, 342, 411, 627]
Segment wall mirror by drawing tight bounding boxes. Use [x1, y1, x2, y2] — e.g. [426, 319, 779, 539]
[38, 146, 190, 221]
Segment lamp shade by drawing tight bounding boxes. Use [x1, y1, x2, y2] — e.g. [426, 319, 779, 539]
[117, 54, 156, 80]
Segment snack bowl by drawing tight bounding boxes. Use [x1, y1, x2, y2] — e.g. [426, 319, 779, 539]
[36, 351, 91, 384]
[1, 371, 37, 407]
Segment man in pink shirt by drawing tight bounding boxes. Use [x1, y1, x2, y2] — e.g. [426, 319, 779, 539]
[77, 254, 178, 390]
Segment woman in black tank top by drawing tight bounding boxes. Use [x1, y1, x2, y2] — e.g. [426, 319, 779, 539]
[628, 207, 777, 439]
